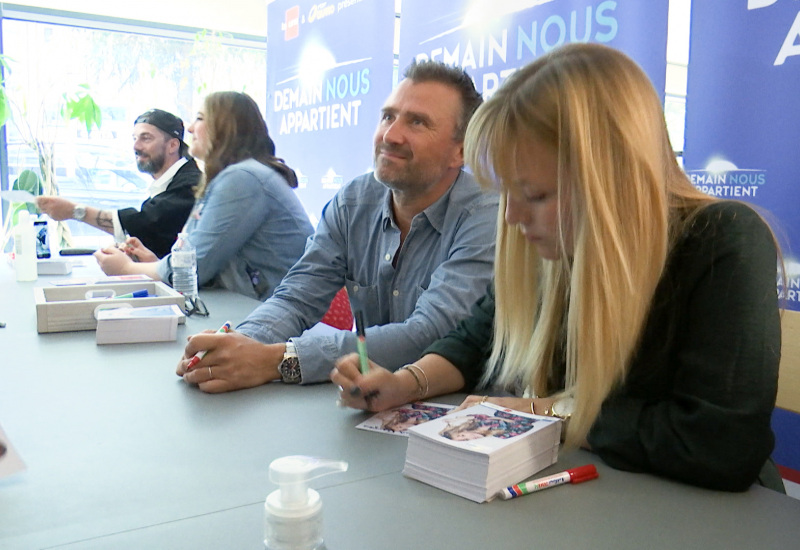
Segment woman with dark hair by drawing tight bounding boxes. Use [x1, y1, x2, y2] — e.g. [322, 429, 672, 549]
[95, 92, 313, 301]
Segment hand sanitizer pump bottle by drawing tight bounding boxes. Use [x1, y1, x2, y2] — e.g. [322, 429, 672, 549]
[14, 210, 37, 281]
[264, 455, 348, 550]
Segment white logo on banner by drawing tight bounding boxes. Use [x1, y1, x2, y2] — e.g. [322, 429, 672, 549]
[686, 158, 767, 198]
[748, 0, 800, 65]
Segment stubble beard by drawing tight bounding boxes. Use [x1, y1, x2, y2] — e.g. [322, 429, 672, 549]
[136, 151, 166, 176]
[374, 144, 417, 191]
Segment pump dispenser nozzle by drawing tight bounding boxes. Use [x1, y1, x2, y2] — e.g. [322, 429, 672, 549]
[264, 456, 348, 550]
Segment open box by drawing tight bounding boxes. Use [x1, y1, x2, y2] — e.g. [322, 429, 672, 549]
[34, 281, 186, 333]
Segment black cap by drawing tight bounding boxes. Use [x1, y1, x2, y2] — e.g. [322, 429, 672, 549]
[134, 109, 185, 142]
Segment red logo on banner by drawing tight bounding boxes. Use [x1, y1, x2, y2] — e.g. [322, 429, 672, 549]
[285, 6, 300, 40]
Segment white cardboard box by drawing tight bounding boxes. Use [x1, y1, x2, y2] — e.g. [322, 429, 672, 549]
[37, 258, 73, 275]
[34, 281, 185, 333]
[96, 305, 184, 345]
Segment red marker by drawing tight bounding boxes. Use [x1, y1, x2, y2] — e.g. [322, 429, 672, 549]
[498, 464, 598, 500]
[186, 321, 231, 371]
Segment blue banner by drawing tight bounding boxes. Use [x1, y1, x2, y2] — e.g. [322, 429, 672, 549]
[772, 408, 800, 485]
[397, 0, 669, 100]
[266, 0, 396, 221]
[684, 1, 800, 312]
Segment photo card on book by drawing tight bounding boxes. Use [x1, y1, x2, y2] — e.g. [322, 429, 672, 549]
[356, 402, 456, 436]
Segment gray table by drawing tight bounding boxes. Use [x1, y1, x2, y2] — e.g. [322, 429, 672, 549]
[2, 262, 799, 549]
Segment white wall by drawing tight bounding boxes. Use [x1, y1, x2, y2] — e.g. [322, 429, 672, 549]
[4, 0, 268, 37]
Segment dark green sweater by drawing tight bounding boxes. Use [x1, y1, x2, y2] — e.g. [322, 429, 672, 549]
[425, 201, 782, 492]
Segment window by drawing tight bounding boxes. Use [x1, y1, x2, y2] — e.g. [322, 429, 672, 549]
[1, 12, 266, 246]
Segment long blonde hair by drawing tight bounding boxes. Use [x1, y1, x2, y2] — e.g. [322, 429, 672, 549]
[465, 43, 714, 447]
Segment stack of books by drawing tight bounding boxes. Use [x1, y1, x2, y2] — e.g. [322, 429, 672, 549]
[403, 402, 561, 503]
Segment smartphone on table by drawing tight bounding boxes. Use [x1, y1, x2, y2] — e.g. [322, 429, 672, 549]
[33, 219, 51, 259]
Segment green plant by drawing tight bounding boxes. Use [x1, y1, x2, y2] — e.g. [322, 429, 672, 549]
[0, 55, 12, 129]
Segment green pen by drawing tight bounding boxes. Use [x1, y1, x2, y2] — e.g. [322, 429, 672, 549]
[354, 311, 369, 375]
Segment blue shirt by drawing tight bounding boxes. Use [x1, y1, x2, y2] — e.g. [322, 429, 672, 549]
[236, 170, 499, 383]
[156, 158, 314, 301]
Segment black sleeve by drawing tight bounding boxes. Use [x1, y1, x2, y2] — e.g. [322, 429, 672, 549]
[118, 159, 201, 258]
[587, 201, 781, 491]
[423, 283, 496, 392]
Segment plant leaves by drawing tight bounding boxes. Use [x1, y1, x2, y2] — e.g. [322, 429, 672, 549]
[0, 87, 10, 128]
[12, 169, 43, 196]
[62, 86, 103, 133]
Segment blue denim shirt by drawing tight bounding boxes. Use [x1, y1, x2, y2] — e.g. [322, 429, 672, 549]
[156, 159, 313, 300]
[236, 170, 499, 383]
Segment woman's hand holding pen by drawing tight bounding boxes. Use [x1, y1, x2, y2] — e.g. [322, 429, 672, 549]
[121, 236, 157, 263]
[331, 354, 418, 412]
[94, 245, 134, 275]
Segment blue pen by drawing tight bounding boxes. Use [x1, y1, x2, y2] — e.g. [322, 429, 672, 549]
[114, 289, 149, 299]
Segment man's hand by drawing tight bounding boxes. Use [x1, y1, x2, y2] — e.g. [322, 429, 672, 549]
[36, 196, 76, 221]
[178, 331, 284, 393]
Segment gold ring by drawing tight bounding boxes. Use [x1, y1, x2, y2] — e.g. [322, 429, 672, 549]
[208, 366, 213, 379]
[480, 395, 488, 404]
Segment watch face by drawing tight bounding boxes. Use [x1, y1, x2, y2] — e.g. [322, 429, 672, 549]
[73, 205, 87, 221]
[279, 356, 301, 384]
[553, 397, 575, 419]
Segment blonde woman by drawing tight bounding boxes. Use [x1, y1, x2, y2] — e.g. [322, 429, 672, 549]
[333, 43, 784, 492]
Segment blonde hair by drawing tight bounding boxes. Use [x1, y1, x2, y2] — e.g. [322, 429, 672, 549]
[465, 43, 715, 447]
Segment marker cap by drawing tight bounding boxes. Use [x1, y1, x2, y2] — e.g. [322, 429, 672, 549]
[567, 464, 598, 484]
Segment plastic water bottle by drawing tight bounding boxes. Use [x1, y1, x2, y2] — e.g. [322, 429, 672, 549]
[264, 456, 348, 550]
[13, 210, 37, 281]
[170, 232, 198, 303]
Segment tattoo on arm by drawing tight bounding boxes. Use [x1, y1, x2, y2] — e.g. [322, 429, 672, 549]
[96, 211, 114, 230]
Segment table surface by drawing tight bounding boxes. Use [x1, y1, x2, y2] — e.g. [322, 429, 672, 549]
[2, 260, 800, 550]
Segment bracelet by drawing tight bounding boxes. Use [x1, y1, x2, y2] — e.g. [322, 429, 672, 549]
[399, 364, 425, 400]
[530, 400, 535, 415]
[406, 363, 429, 399]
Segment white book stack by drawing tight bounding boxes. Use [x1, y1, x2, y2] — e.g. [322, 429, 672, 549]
[96, 304, 184, 345]
[403, 402, 562, 503]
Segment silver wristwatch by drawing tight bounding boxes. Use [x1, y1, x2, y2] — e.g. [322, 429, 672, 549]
[73, 204, 87, 221]
[278, 341, 301, 384]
